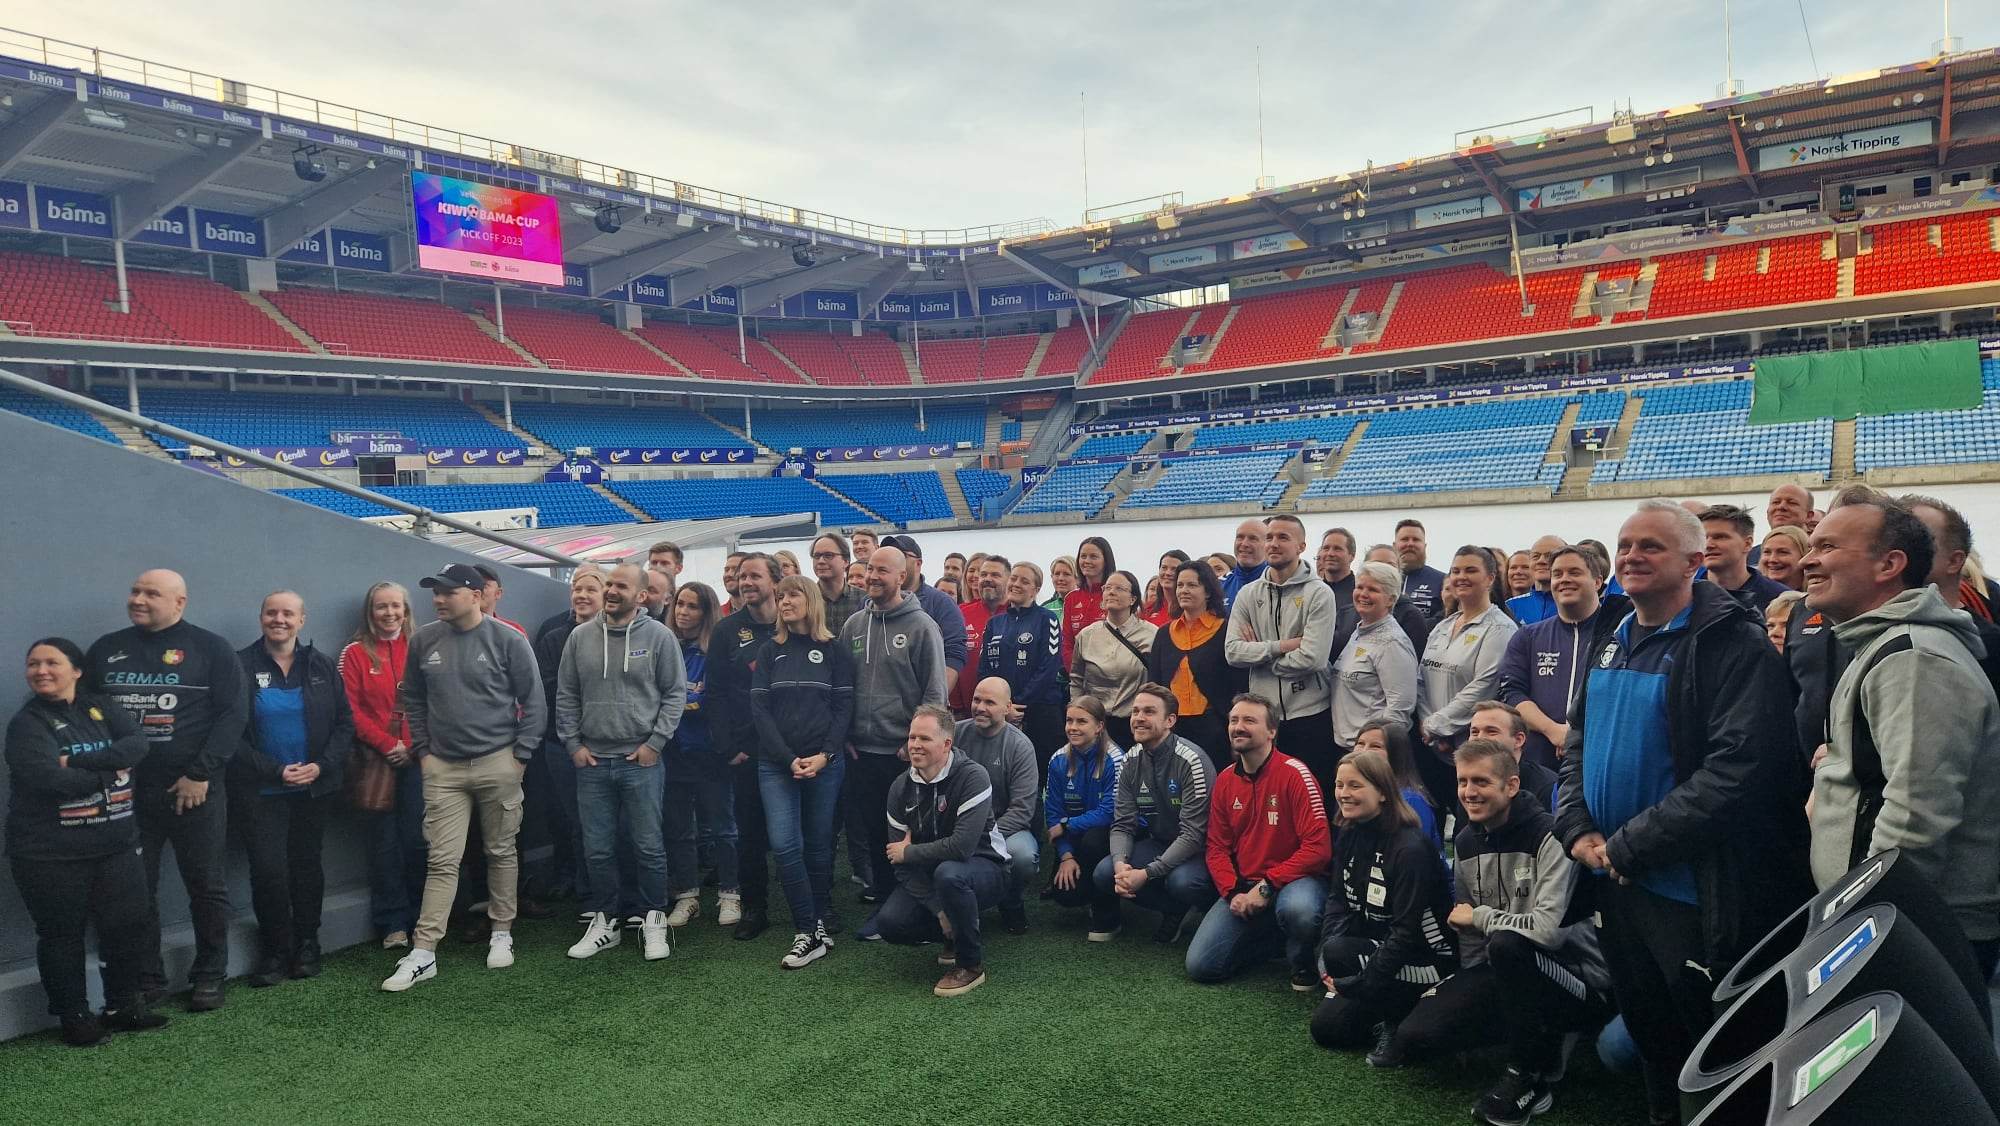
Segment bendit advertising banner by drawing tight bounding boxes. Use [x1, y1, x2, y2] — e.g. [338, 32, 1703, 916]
[410, 171, 565, 286]
[222, 447, 359, 469]
[599, 448, 755, 467]
[424, 448, 530, 468]
[809, 443, 955, 463]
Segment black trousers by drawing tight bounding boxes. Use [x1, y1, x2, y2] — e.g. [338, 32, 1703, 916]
[1105, 715, 1134, 752]
[11, 849, 153, 1016]
[1311, 935, 1449, 1049]
[235, 791, 329, 956]
[1598, 879, 1714, 1110]
[1046, 825, 1118, 928]
[1175, 713, 1228, 773]
[730, 754, 769, 914]
[845, 752, 904, 896]
[1277, 711, 1337, 793]
[135, 776, 230, 988]
[1022, 703, 1067, 783]
[1394, 931, 1615, 1073]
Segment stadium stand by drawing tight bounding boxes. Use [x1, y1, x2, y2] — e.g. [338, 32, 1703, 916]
[1011, 462, 1123, 518]
[1855, 212, 2000, 295]
[474, 304, 677, 376]
[108, 388, 522, 454]
[1640, 234, 1839, 320]
[1306, 398, 1569, 498]
[1363, 264, 1597, 352]
[263, 288, 531, 367]
[609, 477, 872, 525]
[504, 401, 754, 453]
[125, 270, 313, 353]
[1855, 357, 2000, 470]
[1068, 431, 1155, 459]
[1573, 391, 1629, 424]
[0, 254, 235, 349]
[0, 384, 121, 444]
[274, 482, 629, 526]
[1092, 308, 1193, 383]
[764, 331, 867, 386]
[1121, 452, 1293, 510]
[954, 467, 1013, 511]
[744, 402, 985, 451]
[818, 471, 953, 524]
[1186, 415, 1360, 450]
[1181, 287, 1342, 373]
[1599, 380, 1832, 483]
[628, 321, 790, 383]
[1000, 420, 1023, 441]
[1035, 323, 1094, 376]
[917, 331, 1043, 384]
[832, 333, 915, 385]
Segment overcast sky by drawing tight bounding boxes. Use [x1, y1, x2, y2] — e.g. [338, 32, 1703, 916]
[6, 1, 1996, 232]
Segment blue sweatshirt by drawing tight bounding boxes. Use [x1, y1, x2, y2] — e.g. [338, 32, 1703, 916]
[1506, 589, 1556, 626]
[979, 603, 1064, 707]
[1044, 741, 1124, 857]
[1220, 561, 1268, 615]
[675, 638, 711, 755]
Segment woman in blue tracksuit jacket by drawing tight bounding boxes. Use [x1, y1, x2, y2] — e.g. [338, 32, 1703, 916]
[982, 562, 1067, 775]
[664, 582, 738, 923]
[1043, 696, 1125, 937]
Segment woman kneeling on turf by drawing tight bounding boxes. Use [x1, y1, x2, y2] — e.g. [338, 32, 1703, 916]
[1042, 697, 1124, 940]
[1310, 751, 1456, 1061]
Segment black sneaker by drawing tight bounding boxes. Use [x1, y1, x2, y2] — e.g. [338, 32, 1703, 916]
[248, 953, 289, 989]
[732, 910, 769, 941]
[782, 931, 829, 969]
[1290, 968, 1319, 993]
[1365, 1021, 1405, 1069]
[187, 980, 225, 1012]
[60, 1013, 109, 1047]
[1152, 909, 1186, 945]
[1474, 1067, 1553, 1126]
[1000, 903, 1029, 936]
[101, 1005, 169, 1033]
[291, 938, 323, 979]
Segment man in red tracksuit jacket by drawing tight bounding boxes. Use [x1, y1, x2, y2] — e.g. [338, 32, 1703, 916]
[1185, 692, 1332, 987]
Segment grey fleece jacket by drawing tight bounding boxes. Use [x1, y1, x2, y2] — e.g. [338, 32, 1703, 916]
[1811, 585, 2000, 940]
[1418, 604, 1518, 742]
[840, 593, 949, 755]
[954, 718, 1039, 837]
[1226, 560, 1337, 722]
[555, 611, 686, 756]
[402, 615, 545, 762]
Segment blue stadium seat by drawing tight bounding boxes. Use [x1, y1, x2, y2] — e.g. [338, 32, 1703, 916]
[107, 388, 522, 453]
[273, 482, 630, 527]
[1069, 431, 1153, 459]
[507, 400, 754, 453]
[1122, 452, 1293, 509]
[744, 403, 985, 451]
[1305, 398, 1568, 498]
[1572, 391, 1628, 424]
[955, 467, 1012, 511]
[1185, 415, 1359, 450]
[818, 471, 954, 525]
[608, 477, 872, 525]
[1614, 380, 1832, 483]
[1013, 462, 1122, 517]
[0, 386, 121, 444]
[1855, 358, 2000, 471]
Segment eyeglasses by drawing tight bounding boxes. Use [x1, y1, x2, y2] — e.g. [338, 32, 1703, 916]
[810, 551, 844, 561]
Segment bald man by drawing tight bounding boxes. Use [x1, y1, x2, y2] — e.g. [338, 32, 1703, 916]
[955, 678, 1041, 934]
[87, 569, 248, 1012]
[1506, 535, 1568, 625]
[1221, 518, 1271, 614]
[1750, 484, 1815, 569]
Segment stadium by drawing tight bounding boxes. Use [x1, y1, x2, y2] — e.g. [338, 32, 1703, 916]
[4, 12, 2000, 1124]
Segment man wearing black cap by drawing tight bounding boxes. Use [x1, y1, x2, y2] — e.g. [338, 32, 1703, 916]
[381, 564, 546, 992]
[472, 564, 528, 637]
[884, 535, 967, 676]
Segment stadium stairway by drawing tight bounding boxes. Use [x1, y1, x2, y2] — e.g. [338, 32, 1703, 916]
[812, 477, 887, 525]
[1272, 468, 1313, 511]
[240, 293, 327, 354]
[1544, 401, 1582, 459]
[591, 484, 651, 522]
[899, 341, 924, 385]
[1021, 332, 1055, 378]
[708, 412, 777, 457]
[624, 328, 701, 377]
[1555, 460, 1594, 496]
[1318, 418, 1370, 477]
[939, 469, 973, 523]
[1837, 256, 1857, 299]
[466, 310, 548, 368]
[1607, 395, 1646, 458]
[1832, 417, 1858, 480]
[469, 403, 559, 460]
[1321, 286, 1361, 349]
[1349, 281, 1405, 350]
[982, 412, 1004, 451]
[756, 340, 818, 385]
[99, 416, 177, 463]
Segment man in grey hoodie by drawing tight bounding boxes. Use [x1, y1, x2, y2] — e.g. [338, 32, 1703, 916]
[556, 564, 687, 962]
[1804, 496, 2000, 971]
[955, 677, 1040, 935]
[1226, 515, 1338, 788]
[843, 547, 949, 920]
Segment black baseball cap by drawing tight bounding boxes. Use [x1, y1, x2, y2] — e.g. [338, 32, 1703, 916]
[420, 563, 486, 592]
[886, 534, 921, 559]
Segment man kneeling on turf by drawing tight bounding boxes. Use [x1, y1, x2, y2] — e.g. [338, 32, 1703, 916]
[1390, 738, 1613, 1126]
[879, 705, 1009, 997]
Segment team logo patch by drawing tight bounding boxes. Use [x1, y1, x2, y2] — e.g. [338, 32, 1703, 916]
[739, 629, 754, 645]
[426, 652, 443, 666]
[1267, 795, 1280, 808]
[807, 649, 824, 664]
[87, 706, 103, 721]
[161, 650, 185, 666]
[892, 633, 908, 650]
[1598, 643, 1617, 668]
[628, 649, 648, 658]
[255, 673, 272, 688]
[1017, 632, 1033, 645]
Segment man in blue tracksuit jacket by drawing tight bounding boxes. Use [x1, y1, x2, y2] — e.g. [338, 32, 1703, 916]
[980, 562, 1066, 770]
[1220, 518, 1270, 615]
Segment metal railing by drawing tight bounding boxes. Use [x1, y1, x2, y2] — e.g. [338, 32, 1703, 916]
[0, 26, 1053, 249]
[0, 366, 581, 566]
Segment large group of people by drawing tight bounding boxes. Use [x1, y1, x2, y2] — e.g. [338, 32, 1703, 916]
[10, 484, 1999, 1126]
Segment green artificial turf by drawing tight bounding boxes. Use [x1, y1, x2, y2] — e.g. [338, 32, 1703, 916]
[0, 883, 1646, 1125]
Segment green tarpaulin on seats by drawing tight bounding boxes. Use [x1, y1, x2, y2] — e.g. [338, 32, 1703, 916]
[1750, 338, 1983, 424]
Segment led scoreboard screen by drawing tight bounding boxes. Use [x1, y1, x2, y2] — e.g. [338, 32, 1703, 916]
[410, 172, 564, 285]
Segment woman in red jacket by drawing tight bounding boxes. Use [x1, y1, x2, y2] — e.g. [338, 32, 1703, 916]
[1061, 536, 1116, 667]
[337, 581, 422, 949]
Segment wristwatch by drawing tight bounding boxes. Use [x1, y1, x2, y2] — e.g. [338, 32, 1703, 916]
[1255, 879, 1276, 899]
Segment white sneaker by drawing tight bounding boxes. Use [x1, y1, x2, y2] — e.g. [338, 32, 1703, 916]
[486, 931, 515, 969]
[566, 914, 620, 959]
[642, 911, 672, 961]
[381, 952, 436, 992]
[717, 892, 742, 927]
[666, 895, 700, 927]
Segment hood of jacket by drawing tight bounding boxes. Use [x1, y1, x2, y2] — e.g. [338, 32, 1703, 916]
[1831, 585, 1986, 659]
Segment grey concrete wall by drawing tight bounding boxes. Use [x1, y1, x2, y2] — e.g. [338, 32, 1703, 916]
[0, 409, 569, 1040]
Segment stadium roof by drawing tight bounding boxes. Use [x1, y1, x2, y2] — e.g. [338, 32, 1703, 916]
[2, 25, 1999, 313]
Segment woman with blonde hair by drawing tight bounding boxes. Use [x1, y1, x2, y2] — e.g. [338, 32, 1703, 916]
[772, 550, 803, 579]
[749, 576, 855, 968]
[337, 581, 425, 949]
[1758, 526, 1809, 591]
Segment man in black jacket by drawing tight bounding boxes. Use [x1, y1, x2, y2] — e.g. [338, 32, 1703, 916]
[532, 567, 603, 905]
[1318, 527, 1360, 665]
[709, 553, 780, 940]
[1555, 501, 1811, 1125]
[85, 569, 246, 1013]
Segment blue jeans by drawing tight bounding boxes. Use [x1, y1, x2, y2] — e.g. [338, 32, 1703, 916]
[665, 756, 738, 897]
[1001, 829, 1039, 911]
[877, 857, 1008, 970]
[368, 761, 427, 934]
[575, 752, 668, 915]
[758, 755, 846, 933]
[1092, 837, 1217, 919]
[1184, 876, 1327, 983]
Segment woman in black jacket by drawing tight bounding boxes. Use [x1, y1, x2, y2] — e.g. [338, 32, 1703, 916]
[234, 591, 355, 987]
[1144, 560, 1241, 768]
[1311, 750, 1457, 1059]
[7, 637, 167, 1046]
[750, 576, 855, 970]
